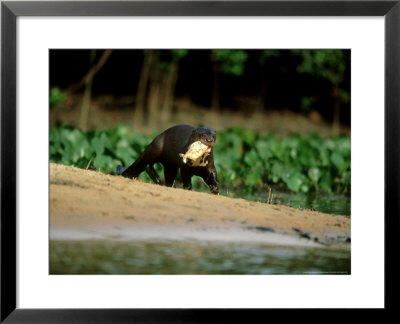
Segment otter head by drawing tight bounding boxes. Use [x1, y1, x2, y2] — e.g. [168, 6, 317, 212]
[190, 127, 216, 152]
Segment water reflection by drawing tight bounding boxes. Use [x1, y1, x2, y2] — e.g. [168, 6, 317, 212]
[50, 240, 350, 275]
[239, 190, 351, 216]
[272, 191, 350, 216]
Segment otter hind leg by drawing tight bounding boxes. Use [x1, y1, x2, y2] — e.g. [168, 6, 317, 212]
[121, 137, 163, 180]
[145, 164, 161, 185]
[121, 159, 145, 179]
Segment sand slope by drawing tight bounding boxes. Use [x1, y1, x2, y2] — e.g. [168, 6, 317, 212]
[50, 163, 350, 248]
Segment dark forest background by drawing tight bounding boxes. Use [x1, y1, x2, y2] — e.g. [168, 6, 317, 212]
[50, 49, 350, 136]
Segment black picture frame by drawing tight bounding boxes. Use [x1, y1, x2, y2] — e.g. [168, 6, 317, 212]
[1, 0, 398, 322]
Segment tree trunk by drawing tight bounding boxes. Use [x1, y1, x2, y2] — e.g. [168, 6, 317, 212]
[68, 50, 112, 93]
[146, 61, 162, 127]
[78, 50, 97, 131]
[134, 50, 154, 127]
[161, 61, 178, 123]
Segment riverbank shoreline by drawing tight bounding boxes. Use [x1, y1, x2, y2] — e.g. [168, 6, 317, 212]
[50, 163, 351, 249]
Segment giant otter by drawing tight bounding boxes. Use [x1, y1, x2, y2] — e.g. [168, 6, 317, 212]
[117, 124, 219, 194]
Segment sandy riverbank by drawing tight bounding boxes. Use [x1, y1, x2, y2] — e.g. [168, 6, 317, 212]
[50, 163, 350, 248]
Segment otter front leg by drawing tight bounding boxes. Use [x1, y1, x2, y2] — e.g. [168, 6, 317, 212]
[164, 164, 178, 187]
[181, 169, 193, 191]
[204, 172, 219, 195]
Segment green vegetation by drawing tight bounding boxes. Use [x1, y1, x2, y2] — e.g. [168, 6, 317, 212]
[214, 127, 350, 195]
[50, 126, 350, 196]
[211, 50, 249, 76]
[49, 87, 66, 108]
[294, 49, 350, 117]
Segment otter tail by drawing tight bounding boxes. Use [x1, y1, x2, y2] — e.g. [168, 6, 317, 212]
[116, 165, 125, 175]
[119, 153, 148, 179]
[119, 136, 162, 180]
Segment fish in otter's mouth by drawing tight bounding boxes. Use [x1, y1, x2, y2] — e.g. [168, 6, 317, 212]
[180, 141, 211, 164]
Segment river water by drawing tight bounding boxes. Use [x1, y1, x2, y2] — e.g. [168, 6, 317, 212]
[199, 186, 351, 217]
[253, 191, 350, 216]
[50, 239, 350, 275]
[50, 191, 350, 275]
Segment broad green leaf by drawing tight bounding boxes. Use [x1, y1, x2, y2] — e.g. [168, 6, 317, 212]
[245, 170, 263, 186]
[255, 141, 273, 161]
[93, 155, 112, 172]
[331, 152, 345, 171]
[92, 137, 104, 156]
[308, 167, 321, 182]
[244, 149, 259, 166]
[284, 176, 303, 192]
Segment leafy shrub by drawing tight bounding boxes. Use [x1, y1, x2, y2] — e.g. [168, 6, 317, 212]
[50, 126, 350, 194]
[213, 128, 350, 194]
[49, 87, 66, 108]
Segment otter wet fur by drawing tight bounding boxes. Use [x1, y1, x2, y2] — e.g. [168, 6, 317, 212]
[117, 125, 219, 194]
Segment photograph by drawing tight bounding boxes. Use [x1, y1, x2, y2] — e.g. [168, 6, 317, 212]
[49, 49, 351, 275]
[2, 0, 396, 320]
